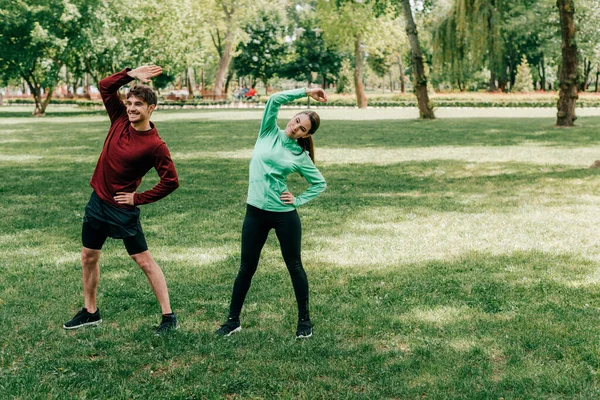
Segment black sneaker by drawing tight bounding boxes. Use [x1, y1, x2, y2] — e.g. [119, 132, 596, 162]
[155, 313, 179, 334]
[63, 308, 102, 330]
[216, 318, 241, 336]
[296, 318, 312, 339]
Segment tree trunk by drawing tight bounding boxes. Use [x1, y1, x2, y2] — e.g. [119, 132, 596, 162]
[489, 70, 498, 92]
[397, 55, 406, 93]
[29, 84, 54, 116]
[354, 34, 367, 108]
[540, 53, 546, 91]
[213, 3, 235, 97]
[224, 68, 234, 96]
[498, 68, 508, 92]
[186, 67, 195, 97]
[39, 88, 54, 116]
[509, 62, 517, 91]
[595, 66, 599, 92]
[556, 0, 578, 127]
[400, 0, 434, 119]
[214, 33, 234, 97]
[581, 58, 592, 91]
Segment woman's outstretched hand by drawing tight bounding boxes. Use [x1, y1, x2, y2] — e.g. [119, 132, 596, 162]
[306, 88, 328, 103]
[127, 65, 163, 83]
[280, 191, 296, 205]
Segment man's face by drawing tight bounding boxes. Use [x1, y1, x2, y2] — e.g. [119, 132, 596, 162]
[125, 95, 155, 124]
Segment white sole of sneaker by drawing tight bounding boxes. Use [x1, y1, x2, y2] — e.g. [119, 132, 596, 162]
[226, 326, 241, 336]
[296, 332, 312, 339]
[63, 319, 102, 330]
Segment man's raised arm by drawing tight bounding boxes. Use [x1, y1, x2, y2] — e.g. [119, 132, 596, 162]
[98, 66, 162, 124]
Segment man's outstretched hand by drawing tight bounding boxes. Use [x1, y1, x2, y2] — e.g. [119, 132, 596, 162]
[127, 65, 162, 83]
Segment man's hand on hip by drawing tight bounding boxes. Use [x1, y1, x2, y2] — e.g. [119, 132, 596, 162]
[114, 192, 135, 206]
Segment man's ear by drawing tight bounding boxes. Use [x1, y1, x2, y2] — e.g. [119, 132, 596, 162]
[148, 104, 156, 113]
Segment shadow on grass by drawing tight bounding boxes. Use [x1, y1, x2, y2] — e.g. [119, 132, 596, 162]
[2, 157, 599, 237]
[316, 117, 600, 148]
[1, 250, 599, 398]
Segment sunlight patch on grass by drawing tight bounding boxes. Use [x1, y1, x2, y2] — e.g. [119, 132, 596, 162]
[0, 154, 43, 162]
[0, 128, 32, 135]
[152, 246, 232, 265]
[171, 150, 252, 160]
[103, 270, 134, 281]
[408, 305, 475, 326]
[173, 145, 600, 167]
[317, 146, 600, 166]
[0, 116, 107, 125]
[0, 139, 27, 143]
[54, 253, 79, 266]
[311, 205, 600, 268]
[447, 337, 478, 352]
[562, 267, 600, 288]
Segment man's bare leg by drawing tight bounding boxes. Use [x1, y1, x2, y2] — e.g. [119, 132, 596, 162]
[82, 247, 101, 313]
[130, 250, 172, 315]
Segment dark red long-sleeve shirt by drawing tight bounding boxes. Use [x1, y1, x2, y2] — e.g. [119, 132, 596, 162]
[90, 69, 179, 208]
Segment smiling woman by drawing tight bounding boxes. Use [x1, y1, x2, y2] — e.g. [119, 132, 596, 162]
[216, 87, 329, 339]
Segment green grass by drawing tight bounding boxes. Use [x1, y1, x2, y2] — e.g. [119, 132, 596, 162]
[2, 108, 600, 398]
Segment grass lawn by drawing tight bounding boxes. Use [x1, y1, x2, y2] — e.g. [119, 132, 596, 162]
[2, 108, 600, 399]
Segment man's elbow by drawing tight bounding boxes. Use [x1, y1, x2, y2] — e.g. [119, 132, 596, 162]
[98, 79, 111, 95]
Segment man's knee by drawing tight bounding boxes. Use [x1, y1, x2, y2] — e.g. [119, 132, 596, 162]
[81, 247, 100, 267]
[131, 251, 156, 273]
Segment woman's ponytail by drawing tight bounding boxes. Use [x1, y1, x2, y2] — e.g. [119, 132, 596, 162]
[297, 136, 315, 163]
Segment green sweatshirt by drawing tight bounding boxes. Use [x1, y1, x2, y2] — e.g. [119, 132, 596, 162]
[246, 88, 327, 212]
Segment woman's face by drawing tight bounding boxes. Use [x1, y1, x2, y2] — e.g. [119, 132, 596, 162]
[285, 113, 312, 139]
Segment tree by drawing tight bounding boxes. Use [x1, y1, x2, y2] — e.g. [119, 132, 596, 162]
[0, 0, 101, 115]
[400, 0, 435, 119]
[204, 0, 264, 97]
[318, 0, 385, 108]
[368, 47, 394, 92]
[76, 0, 206, 94]
[576, 0, 600, 91]
[233, 10, 289, 93]
[556, 0, 578, 126]
[513, 55, 534, 92]
[283, 11, 342, 89]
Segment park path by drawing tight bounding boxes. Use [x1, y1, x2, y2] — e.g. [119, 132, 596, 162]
[1, 106, 600, 125]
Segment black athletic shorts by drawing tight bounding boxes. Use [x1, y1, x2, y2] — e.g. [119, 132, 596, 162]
[81, 191, 148, 255]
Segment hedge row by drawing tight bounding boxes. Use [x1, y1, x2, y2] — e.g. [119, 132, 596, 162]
[6, 98, 100, 106]
[290, 98, 600, 108]
[5, 97, 600, 108]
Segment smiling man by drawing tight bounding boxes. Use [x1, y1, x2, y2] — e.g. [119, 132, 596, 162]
[64, 66, 180, 334]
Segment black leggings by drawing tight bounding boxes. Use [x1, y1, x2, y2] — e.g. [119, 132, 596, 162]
[228, 205, 309, 320]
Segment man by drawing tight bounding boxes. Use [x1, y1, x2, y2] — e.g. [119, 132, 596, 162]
[64, 65, 180, 334]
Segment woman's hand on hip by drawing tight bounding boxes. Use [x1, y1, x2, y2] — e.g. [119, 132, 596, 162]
[280, 191, 295, 205]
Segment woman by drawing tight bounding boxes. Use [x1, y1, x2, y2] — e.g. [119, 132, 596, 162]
[217, 87, 328, 338]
